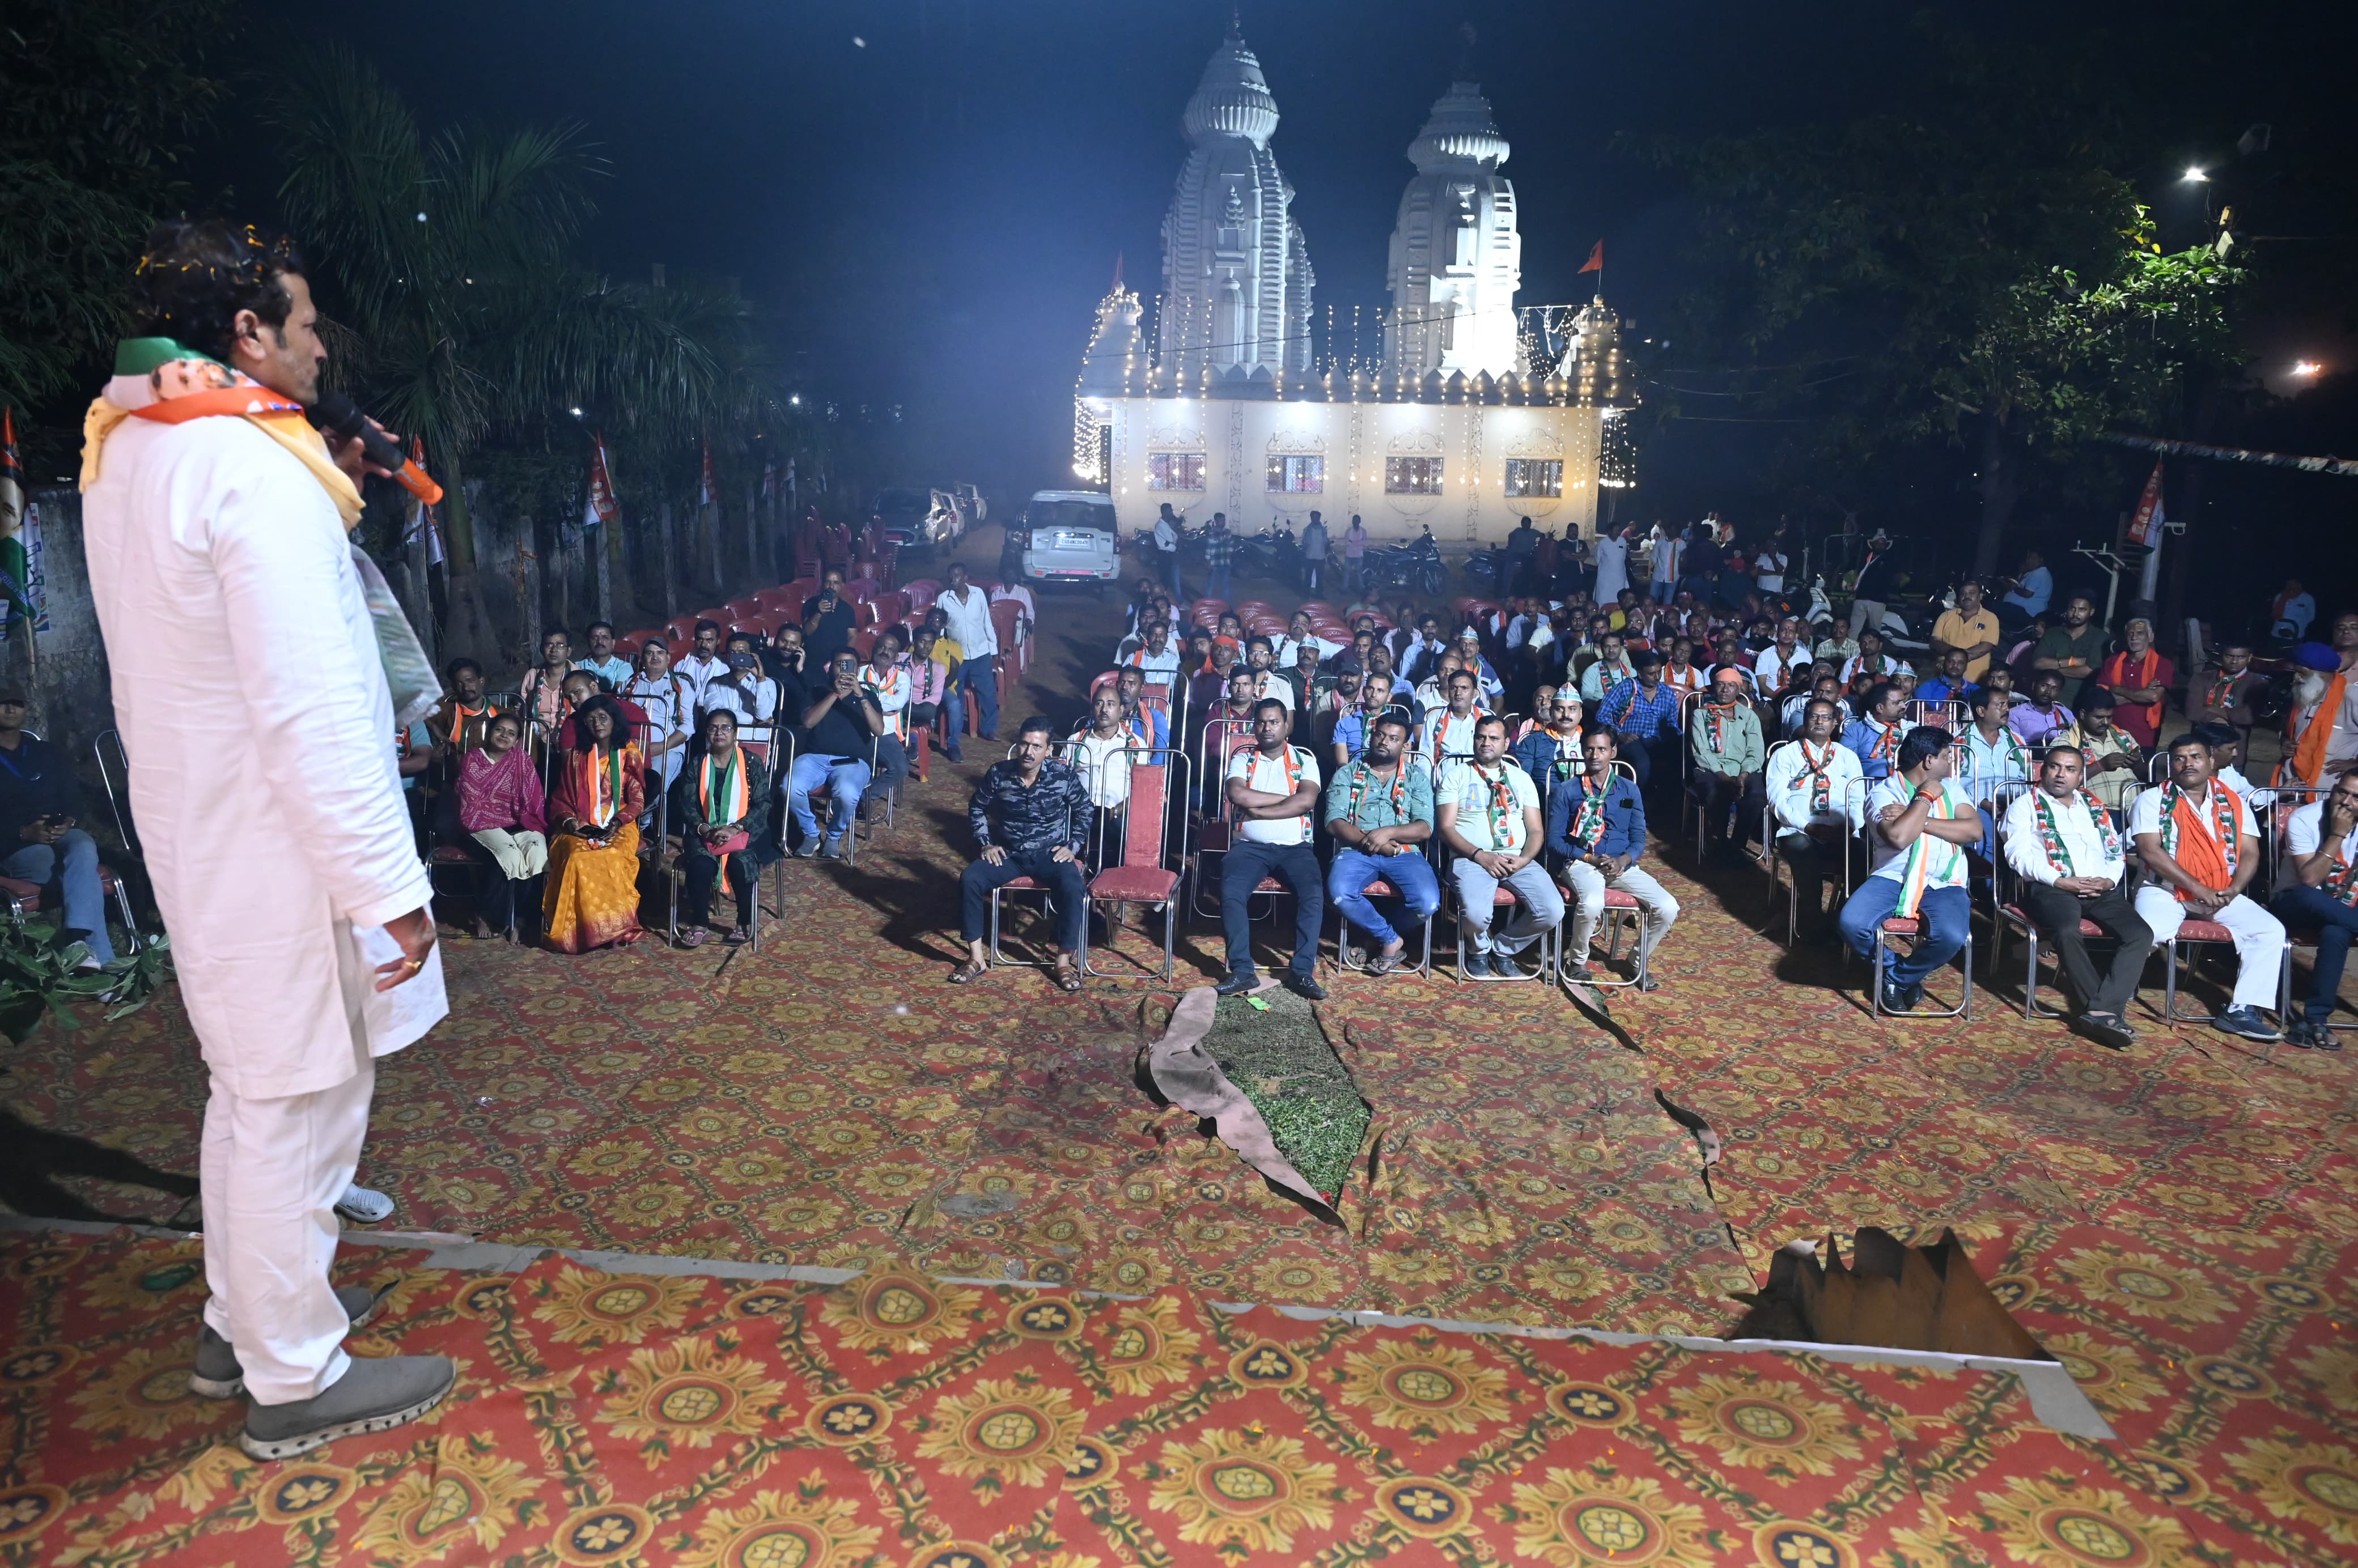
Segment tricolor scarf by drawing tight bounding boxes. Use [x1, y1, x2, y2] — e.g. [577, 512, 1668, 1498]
[1426, 708, 1479, 761]
[2282, 673, 2348, 789]
[1344, 758, 1409, 823]
[82, 338, 363, 528]
[1566, 774, 1609, 851]
[2030, 788, 2120, 879]
[1863, 718, 1902, 767]
[2157, 784, 2239, 902]
[576, 743, 627, 830]
[1702, 702, 1744, 753]
[1889, 784, 1967, 919]
[2203, 670, 2246, 714]
[1472, 762, 1522, 852]
[698, 745, 749, 825]
[2326, 835, 2358, 910]
[1976, 724, 2030, 780]
[1796, 738, 1840, 815]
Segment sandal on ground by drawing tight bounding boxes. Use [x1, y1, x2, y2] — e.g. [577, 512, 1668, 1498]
[678, 927, 709, 949]
[1052, 958, 1084, 993]
[947, 958, 989, 984]
[724, 927, 750, 946]
[1367, 946, 1404, 976]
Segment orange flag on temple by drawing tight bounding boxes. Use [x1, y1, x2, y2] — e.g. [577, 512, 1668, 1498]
[1579, 240, 1604, 274]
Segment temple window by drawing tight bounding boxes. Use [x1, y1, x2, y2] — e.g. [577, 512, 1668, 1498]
[1384, 456, 1444, 495]
[1266, 455, 1324, 494]
[1504, 458, 1562, 498]
[1147, 452, 1206, 491]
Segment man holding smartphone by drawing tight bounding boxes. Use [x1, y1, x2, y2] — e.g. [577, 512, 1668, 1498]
[0, 685, 112, 969]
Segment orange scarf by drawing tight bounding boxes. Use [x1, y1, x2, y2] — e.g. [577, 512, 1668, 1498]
[2283, 672, 2347, 788]
[2100, 649, 2165, 735]
[2161, 786, 2237, 902]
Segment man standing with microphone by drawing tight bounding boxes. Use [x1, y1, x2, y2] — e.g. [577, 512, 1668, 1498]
[79, 220, 453, 1457]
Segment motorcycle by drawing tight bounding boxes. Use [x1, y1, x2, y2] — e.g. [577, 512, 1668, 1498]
[1363, 528, 1448, 597]
[1241, 524, 1301, 583]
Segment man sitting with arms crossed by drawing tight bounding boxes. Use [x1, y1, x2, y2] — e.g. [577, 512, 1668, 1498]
[1418, 667, 1487, 770]
[2058, 689, 2144, 815]
[1765, 696, 1864, 946]
[2002, 744, 2153, 1049]
[2129, 734, 2285, 1042]
[2274, 767, 2358, 1050]
[1838, 726, 1981, 1013]
[1690, 665, 1765, 863]
[951, 716, 1091, 992]
[576, 621, 632, 689]
[1547, 724, 1680, 988]
[1324, 712, 1437, 975]
[1438, 715, 1562, 978]
[1216, 699, 1328, 999]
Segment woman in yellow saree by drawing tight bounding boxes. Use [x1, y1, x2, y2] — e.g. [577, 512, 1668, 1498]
[542, 695, 647, 951]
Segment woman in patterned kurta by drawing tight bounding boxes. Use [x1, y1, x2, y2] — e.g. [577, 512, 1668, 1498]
[542, 695, 647, 952]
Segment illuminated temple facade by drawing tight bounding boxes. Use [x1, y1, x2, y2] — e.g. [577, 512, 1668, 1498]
[1075, 26, 1636, 543]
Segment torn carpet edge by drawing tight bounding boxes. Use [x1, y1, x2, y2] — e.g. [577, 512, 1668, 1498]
[1147, 983, 1370, 1211]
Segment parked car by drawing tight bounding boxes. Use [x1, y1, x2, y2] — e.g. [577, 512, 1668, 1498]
[1019, 491, 1119, 590]
[870, 486, 956, 551]
[951, 482, 988, 532]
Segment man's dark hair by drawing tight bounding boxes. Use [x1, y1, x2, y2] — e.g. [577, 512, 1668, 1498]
[2168, 733, 2212, 757]
[1805, 697, 1843, 724]
[1373, 713, 1413, 739]
[131, 219, 306, 365]
[1017, 715, 1054, 740]
[1864, 679, 1903, 711]
[588, 620, 614, 636]
[2081, 688, 2118, 712]
[1898, 725, 1951, 773]
[1253, 697, 1288, 719]
[1580, 721, 1619, 749]
[1974, 684, 2011, 713]
[1447, 668, 1477, 690]
[2043, 743, 2084, 764]
[1246, 634, 1272, 655]
[694, 618, 721, 635]
[2190, 720, 2239, 747]
[1475, 713, 1509, 736]
[1631, 649, 1661, 670]
[445, 657, 482, 680]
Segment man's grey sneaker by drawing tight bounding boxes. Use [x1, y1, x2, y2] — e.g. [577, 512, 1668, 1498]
[334, 1183, 395, 1225]
[2210, 1005, 2281, 1043]
[240, 1354, 456, 1460]
[191, 1284, 393, 1400]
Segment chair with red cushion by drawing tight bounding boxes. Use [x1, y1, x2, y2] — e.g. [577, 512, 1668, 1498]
[1082, 754, 1183, 980]
[1329, 862, 1434, 978]
[1868, 913, 1973, 1019]
[2160, 914, 2285, 1027]
[0, 865, 142, 955]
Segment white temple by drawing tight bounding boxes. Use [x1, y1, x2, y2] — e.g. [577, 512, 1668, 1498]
[1075, 27, 1636, 543]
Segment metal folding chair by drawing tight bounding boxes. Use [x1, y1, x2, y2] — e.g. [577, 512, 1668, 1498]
[1549, 759, 1648, 991]
[986, 743, 1081, 967]
[1850, 779, 1974, 1020]
[1079, 749, 1186, 980]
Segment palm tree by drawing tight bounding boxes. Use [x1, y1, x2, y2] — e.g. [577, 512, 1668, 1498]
[269, 49, 768, 652]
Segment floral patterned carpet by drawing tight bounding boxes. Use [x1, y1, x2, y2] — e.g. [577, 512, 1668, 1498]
[12, 1223, 2344, 1568]
[3, 580, 2356, 1562]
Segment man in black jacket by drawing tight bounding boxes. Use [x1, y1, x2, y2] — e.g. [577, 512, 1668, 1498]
[951, 716, 1090, 991]
[0, 687, 112, 967]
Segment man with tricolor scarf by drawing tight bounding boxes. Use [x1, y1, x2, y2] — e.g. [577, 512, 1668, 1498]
[1765, 698, 1864, 945]
[1546, 725, 1680, 987]
[1836, 727, 1980, 1014]
[2279, 631, 2358, 791]
[2001, 745, 2153, 1049]
[2129, 736, 2284, 1042]
[79, 221, 452, 1456]
[1688, 665, 1764, 863]
[2274, 769, 2358, 1050]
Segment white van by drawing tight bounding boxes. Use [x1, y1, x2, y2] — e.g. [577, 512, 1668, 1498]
[1018, 491, 1119, 589]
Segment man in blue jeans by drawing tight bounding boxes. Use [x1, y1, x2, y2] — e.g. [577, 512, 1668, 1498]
[1323, 713, 1436, 974]
[934, 560, 1002, 746]
[786, 651, 881, 858]
[0, 687, 114, 968]
[951, 717, 1091, 991]
[2273, 768, 2358, 1050]
[1216, 699, 1326, 998]
[1837, 726, 1980, 1013]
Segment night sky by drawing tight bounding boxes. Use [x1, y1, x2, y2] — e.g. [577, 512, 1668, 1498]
[231, 0, 2355, 538]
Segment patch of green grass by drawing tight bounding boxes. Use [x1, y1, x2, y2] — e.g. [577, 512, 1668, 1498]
[1202, 989, 1368, 1202]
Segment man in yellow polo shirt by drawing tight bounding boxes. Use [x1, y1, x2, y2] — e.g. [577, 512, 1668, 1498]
[1932, 579, 2003, 683]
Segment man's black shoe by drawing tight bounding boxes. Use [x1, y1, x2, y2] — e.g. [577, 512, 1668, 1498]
[1285, 973, 1328, 1001]
[1214, 973, 1259, 997]
[1461, 950, 1492, 979]
[1489, 950, 1527, 979]
[2073, 1011, 2134, 1051]
[1878, 979, 1914, 1014]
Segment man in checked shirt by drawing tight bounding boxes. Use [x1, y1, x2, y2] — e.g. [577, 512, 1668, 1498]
[950, 717, 1091, 992]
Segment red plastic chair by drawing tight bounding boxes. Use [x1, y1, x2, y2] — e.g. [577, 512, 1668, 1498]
[901, 579, 943, 617]
[1082, 755, 1182, 980]
[723, 596, 763, 623]
[870, 591, 908, 632]
[662, 615, 699, 647]
[844, 576, 883, 604]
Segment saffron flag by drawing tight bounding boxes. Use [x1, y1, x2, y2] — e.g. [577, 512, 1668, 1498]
[2126, 458, 2165, 547]
[1579, 240, 1604, 274]
[583, 436, 620, 530]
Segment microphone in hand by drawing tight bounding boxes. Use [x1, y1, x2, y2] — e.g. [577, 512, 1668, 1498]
[309, 391, 444, 505]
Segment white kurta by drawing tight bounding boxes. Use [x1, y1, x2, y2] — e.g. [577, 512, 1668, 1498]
[82, 414, 445, 1099]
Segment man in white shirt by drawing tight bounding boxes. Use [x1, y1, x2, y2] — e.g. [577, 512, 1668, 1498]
[1836, 726, 1980, 1013]
[1997, 546, 2051, 632]
[1648, 524, 1683, 603]
[1121, 618, 1183, 683]
[2002, 745, 2153, 1049]
[1752, 617, 1812, 706]
[1271, 609, 1337, 673]
[1418, 669, 1487, 768]
[1753, 540, 1788, 596]
[1579, 631, 1637, 704]
[1244, 636, 1295, 710]
[1437, 715, 1563, 978]
[1216, 699, 1326, 998]
[935, 560, 1002, 743]
[1065, 685, 1145, 868]
[624, 639, 695, 802]
[1151, 502, 1184, 598]
[2274, 768, 2358, 1049]
[1766, 698, 1864, 945]
[675, 619, 729, 722]
[1591, 524, 1631, 606]
[82, 220, 450, 1454]
[2128, 736, 2284, 1042]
